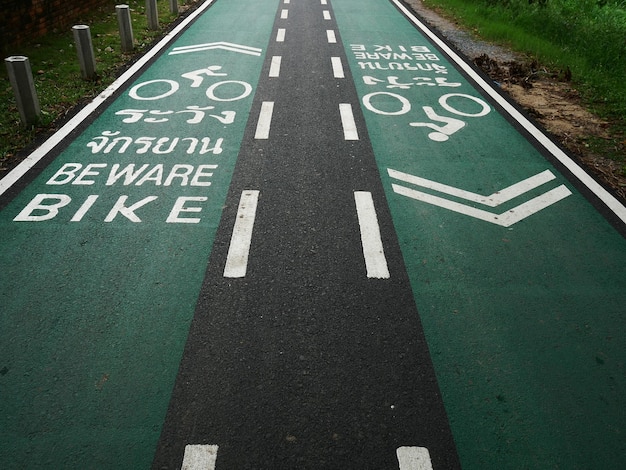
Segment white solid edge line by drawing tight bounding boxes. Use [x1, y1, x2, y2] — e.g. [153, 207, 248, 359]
[269, 56, 282, 78]
[181, 444, 219, 470]
[224, 190, 260, 278]
[331, 56, 345, 79]
[389, 0, 626, 225]
[255, 101, 274, 139]
[355, 191, 390, 279]
[0, 0, 218, 198]
[396, 446, 433, 470]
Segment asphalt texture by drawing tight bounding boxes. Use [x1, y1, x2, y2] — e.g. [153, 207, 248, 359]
[152, 0, 460, 468]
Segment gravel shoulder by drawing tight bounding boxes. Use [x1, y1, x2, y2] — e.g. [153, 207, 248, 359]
[405, 0, 626, 203]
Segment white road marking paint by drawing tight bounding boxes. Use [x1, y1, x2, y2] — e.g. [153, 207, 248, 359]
[284, 0, 290, 3]
[355, 191, 390, 279]
[339, 103, 359, 140]
[389, 168, 558, 207]
[326, 29, 337, 43]
[396, 447, 433, 470]
[70, 195, 99, 222]
[281, 9, 289, 19]
[331, 56, 345, 78]
[181, 445, 219, 470]
[393, 183, 572, 227]
[323, 10, 331, 20]
[269, 56, 282, 78]
[390, 0, 626, 225]
[276, 28, 286, 42]
[169, 42, 262, 56]
[0, 0, 218, 197]
[321, 0, 328, 4]
[224, 190, 260, 278]
[255, 101, 275, 140]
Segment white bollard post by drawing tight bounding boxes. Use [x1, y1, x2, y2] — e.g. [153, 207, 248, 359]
[169, 0, 179, 15]
[4, 56, 41, 126]
[72, 25, 97, 80]
[146, 0, 159, 30]
[116, 5, 134, 53]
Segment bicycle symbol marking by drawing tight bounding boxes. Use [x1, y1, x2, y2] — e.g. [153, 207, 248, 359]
[362, 91, 491, 142]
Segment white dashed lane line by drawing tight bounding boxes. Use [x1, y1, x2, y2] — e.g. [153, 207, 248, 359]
[269, 55, 282, 77]
[254, 101, 275, 139]
[223, 190, 260, 278]
[339, 103, 359, 140]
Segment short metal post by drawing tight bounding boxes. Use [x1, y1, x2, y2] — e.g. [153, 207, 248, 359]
[4, 56, 41, 126]
[146, 0, 159, 30]
[116, 4, 134, 53]
[170, 0, 179, 15]
[72, 25, 97, 80]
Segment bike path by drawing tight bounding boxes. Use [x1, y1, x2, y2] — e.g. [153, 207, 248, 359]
[0, 0, 625, 468]
[333, 0, 626, 468]
[0, 0, 277, 467]
[152, 0, 459, 468]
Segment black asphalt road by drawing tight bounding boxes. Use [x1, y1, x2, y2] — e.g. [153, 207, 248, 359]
[153, 1, 460, 468]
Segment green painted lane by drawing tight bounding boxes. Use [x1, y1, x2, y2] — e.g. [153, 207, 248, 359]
[334, 0, 626, 468]
[0, 0, 277, 467]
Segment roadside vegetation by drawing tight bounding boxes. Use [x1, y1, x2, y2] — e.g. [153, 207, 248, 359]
[421, 0, 626, 169]
[1, 0, 624, 180]
[0, 0, 198, 172]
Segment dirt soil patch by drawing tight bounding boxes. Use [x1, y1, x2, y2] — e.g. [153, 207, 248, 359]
[406, 0, 626, 203]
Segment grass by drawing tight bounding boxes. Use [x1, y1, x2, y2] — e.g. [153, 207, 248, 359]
[1, 0, 197, 170]
[420, 0, 626, 165]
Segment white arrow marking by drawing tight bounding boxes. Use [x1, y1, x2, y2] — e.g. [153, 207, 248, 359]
[181, 444, 218, 470]
[397, 446, 433, 470]
[392, 183, 572, 227]
[388, 168, 557, 207]
[224, 190, 260, 278]
[169, 42, 262, 56]
[355, 191, 390, 279]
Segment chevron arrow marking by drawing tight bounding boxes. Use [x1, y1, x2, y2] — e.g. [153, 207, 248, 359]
[169, 42, 263, 56]
[389, 168, 572, 227]
[388, 168, 557, 207]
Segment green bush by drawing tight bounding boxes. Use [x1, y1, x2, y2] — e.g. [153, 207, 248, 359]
[427, 0, 626, 120]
